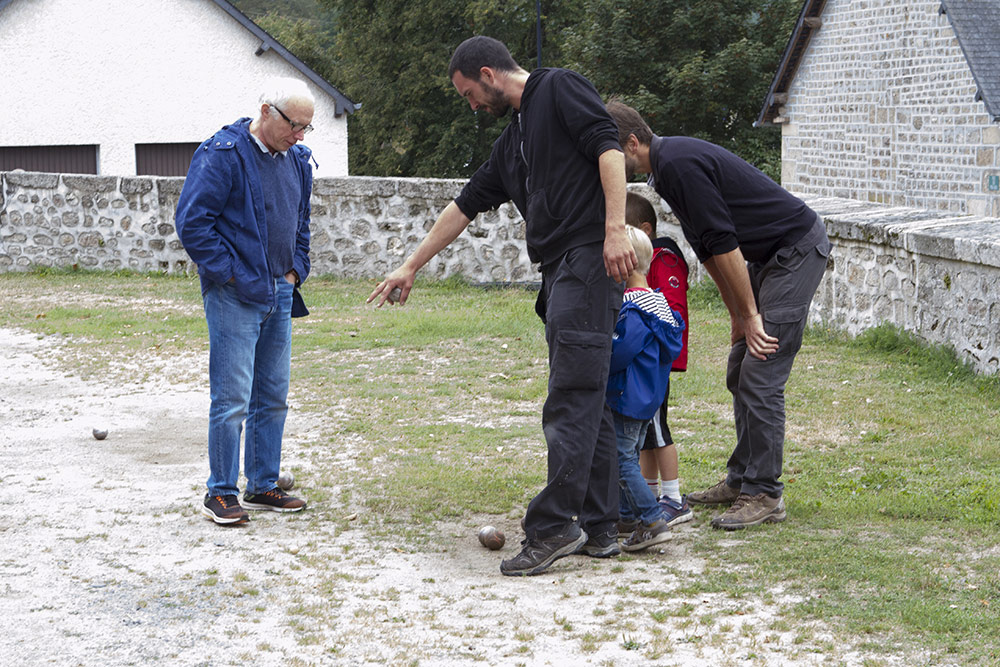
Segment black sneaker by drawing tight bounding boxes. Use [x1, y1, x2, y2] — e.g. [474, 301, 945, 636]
[241, 487, 306, 512]
[500, 525, 587, 576]
[577, 529, 620, 558]
[202, 493, 249, 525]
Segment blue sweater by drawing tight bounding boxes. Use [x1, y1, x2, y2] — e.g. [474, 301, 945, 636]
[606, 290, 685, 420]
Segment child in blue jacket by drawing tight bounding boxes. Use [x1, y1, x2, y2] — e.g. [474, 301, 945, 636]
[607, 226, 685, 551]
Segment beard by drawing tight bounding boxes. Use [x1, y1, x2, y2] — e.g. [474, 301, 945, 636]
[624, 154, 638, 181]
[481, 83, 510, 118]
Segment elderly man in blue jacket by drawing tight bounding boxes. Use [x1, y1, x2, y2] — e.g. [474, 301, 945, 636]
[177, 77, 314, 525]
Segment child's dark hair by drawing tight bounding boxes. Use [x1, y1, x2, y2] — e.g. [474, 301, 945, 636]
[626, 192, 657, 236]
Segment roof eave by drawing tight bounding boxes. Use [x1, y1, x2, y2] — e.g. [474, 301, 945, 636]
[755, 0, 828, 128]
[939, 0, 1000, 125]
[212, 0, 360, 116]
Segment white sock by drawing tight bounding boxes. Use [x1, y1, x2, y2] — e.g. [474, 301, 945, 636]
[644, 477, 659, 497]
[660, 479, 681, 504]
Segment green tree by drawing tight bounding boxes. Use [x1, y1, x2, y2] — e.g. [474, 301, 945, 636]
[562, 0, 799, 179]
[320, 0, 583, 177]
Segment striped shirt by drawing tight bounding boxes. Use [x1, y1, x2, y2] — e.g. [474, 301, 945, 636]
[624, 288, 679, 327]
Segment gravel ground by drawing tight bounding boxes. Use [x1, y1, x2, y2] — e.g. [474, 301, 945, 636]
[0, 326, 908, 666]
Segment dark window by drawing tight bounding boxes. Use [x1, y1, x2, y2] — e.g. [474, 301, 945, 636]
[135, 143, 201, 177]
[0, 145, 98, 174]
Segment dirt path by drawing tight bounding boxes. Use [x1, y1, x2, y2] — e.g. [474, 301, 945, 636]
[0, 326, 893, 666]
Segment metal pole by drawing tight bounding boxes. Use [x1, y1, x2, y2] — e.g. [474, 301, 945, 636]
[536, 0, 542, 68]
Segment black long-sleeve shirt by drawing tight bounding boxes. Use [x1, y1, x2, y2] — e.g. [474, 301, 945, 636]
[454, 68, 622, 266]
[648, 135, 816, 264]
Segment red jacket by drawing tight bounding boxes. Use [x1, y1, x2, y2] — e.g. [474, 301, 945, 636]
[646, 238, 689, 371]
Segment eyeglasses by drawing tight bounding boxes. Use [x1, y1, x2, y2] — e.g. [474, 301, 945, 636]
[270, 105, 314, 134]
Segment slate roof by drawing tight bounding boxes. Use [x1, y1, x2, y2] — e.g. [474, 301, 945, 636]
[939, 0, 1000, 121]
[755, 0, 827, 127]
[756, 0, 1000, 126]
[0, 0, 360, 116]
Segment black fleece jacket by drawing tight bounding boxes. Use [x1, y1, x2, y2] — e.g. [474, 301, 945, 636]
[648, 135, 817, 264]
[454, 68, 622, 267]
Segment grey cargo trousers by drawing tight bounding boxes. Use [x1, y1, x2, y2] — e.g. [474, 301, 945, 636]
[725, 216, 831, 498]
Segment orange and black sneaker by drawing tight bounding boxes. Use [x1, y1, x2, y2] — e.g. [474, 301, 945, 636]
[202, 493, 250, 525]
[242, 487, 306, 513]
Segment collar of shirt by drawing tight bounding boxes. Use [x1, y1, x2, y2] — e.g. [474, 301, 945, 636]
[647, 134, 663, 189]
[250, 132, 287, 157]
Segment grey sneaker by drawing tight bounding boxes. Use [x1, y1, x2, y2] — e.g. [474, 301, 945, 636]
[500, 525, 587, 576]
[616, 518, 639, 538]
[577, 529, 620, 558]
[687, 479, 741, 505]
[711, 493, 786, 530]
[658, 495, 694, 527]
[621, 519, 672, 552]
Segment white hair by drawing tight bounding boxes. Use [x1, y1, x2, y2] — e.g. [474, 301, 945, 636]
[626, 225, 654, 275]
[258, 77, 315, 110]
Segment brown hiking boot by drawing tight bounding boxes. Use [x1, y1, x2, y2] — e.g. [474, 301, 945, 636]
[686, 479, 741, 505]
[711, 493, 786, 530]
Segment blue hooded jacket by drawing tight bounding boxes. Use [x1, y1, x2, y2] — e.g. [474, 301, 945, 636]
[176, 118, 313, 307]
[606, 297, 685, 420]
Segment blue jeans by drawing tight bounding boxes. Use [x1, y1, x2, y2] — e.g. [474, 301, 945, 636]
[203, 279, 293, 496]
[614, 411, 662, 524]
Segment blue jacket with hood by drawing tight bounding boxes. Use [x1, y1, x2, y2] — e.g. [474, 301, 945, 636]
[176, 118, 313, 307]
[606, 298, 685, 420]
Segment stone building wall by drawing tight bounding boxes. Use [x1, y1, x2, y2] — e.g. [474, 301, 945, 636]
[781, 0, 1000, 218]
[2, 171, 998, 373]
[807, 196, 1000, 374]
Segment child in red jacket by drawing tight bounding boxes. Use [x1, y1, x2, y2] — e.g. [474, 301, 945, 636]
[624, 192, 693, 528]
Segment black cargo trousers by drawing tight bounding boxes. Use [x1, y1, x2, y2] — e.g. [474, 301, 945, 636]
[527, 240, 624, 541]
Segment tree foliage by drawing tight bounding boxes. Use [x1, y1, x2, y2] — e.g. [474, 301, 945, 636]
[318, 0, 583, 177]
[562, 0, 800, 179]
[237, 0, 800, 179]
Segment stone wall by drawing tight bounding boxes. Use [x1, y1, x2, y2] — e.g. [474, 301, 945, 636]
[0, 171, 689, 283]
[2, 171, 998, 373]
[806, 195, 1000, 374]
[0, 171, 189, 273]
[781, 0, 1000, 218]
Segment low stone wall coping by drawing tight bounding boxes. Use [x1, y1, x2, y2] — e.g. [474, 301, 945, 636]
[804, 195, 1000, 267]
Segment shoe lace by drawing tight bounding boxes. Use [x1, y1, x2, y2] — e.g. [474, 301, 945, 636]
[214, 495, 237, 508]
[728, 493, 754, 512]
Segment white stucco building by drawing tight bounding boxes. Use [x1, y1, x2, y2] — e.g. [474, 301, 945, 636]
[0, 0, 358, 176]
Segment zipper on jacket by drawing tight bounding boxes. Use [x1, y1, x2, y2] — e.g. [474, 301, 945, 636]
[518, 112, 530, 192]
